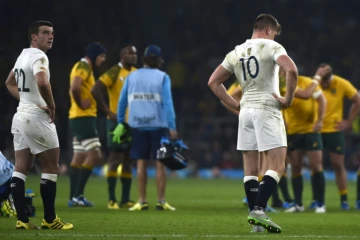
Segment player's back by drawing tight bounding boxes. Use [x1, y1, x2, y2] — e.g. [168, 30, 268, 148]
[14, 48, 48, 114]
[223, 39, 286, 110]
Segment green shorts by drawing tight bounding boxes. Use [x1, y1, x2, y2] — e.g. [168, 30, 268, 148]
[321, 132, 345, 155]
[287, 132, 323, 151]
[106, 119, 130, 152]
[69, 116, 98, 142]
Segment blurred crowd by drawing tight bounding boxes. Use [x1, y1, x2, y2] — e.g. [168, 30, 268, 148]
[1, 0, 360, 173]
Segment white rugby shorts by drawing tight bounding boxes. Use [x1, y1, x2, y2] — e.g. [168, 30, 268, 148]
[237, 107, 287, 151]
[11, 111, 59, 154]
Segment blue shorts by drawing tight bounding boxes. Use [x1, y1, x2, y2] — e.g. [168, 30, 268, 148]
[130, 128, 168, 160]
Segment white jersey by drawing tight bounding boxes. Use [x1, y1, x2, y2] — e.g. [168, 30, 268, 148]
[13, 48, 50, 114]
[0, 151, 14, 186]
[221, 39, 287, 110]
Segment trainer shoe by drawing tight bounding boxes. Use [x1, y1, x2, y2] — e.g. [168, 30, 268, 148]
[355, 200, 360, 210]
[248, 208, 282, 233]
[265, 205, 278, 213]
[72, 196, 94, 207]
[16, 220, 40, 230]
[341, 201, 350, 210]
[284, 204, 304, 213]
[242, 197, 248, 206]
[308, 200, 317, 209]
[129, 202, 149, 211]
[0, 199, 17, 217]
[25, 189, 35, 197]
[107, 201, 119, 209]
[315, 205, 326, 213]
[41, 215, 73, 230]
[120, 200, 135, 208]
[156, 202, 176, 211]
[251, 225, 265, 233]
[282, 201, 295, 209]
[67, 199, 78, 208]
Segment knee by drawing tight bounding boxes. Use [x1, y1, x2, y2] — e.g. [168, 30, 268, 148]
[331, 161, 345, 172]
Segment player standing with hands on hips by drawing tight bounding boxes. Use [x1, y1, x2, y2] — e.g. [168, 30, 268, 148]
[208, 14, 297, 233]
[5, 20, 73, 230]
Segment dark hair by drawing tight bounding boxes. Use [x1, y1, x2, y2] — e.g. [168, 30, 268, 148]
[28, 20, 53, 43]
[120, 44, 135, 58]
[253, 14, 281, 35]
[142, 56, 163, 68]
[318, 63, 333, 81]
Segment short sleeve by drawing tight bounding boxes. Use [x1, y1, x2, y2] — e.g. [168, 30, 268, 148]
[99, 65, 120, 88]
[273, 44, 287, 61]
[343, 80, 358, 99]
[73, 61, 91, 80]
[221, 51, 235, 74]
[28, 52, 48, 70]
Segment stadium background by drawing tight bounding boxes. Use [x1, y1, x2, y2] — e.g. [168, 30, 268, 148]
[1, 0, 360, 178]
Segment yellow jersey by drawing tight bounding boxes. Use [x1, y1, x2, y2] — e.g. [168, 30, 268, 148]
[98, 63, 137, 117]
[321, 75, 357, 133]
[227, 81, 242, 98]
[282, 76, 321, 135]
[69, 59, 97, 119]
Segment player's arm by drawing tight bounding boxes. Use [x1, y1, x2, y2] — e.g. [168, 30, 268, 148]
[275, 55, 298, 107]
[345, 92, 360, 127]
[313, 92, 326, 132]
[221, 87, 242, 115]
[5, 70, 19, 101]
[294, 80, 319, 99]
[117, 77, 129, 124]
[208, 65, 239, 111]
[70, 76, 91, 110]
[162, 74, 177, 139]
[91, 80, 116, 121]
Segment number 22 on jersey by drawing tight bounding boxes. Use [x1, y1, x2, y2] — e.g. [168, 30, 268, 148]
[14, 68, 30, 92]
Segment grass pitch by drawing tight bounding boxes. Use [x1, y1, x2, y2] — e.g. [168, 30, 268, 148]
[1, 176, 360, 240]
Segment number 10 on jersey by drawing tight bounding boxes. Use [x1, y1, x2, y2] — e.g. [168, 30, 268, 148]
[239, 56, 259, 81]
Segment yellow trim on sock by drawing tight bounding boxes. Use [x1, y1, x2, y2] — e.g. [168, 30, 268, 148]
[311, 170, 323, 176]
[258, 175, 263, 182]
[107, 171, 118, 177]
[292, 173, 302, 178]
[339, 189, 348, 196]
[81, 164, 93, 170]
[70, 164, 81, 169]
[120, 172, 132, 179]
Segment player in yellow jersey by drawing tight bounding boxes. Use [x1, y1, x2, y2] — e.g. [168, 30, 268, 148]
[311, 64, 360, 210]
[92, 45, 137, 209]
[68, 42, 106, 207]
[279, 70, 327, 213]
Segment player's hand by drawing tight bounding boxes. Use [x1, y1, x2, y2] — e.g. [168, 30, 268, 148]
[335, 120, 351, 131]
[313, 120, 323, 132]
[315, 66, 332, 79]
[272, 93, 291, 109]
[169, 129, 178, 140]
[81, 99, 92, 110]
[107, 111, 117, 122]
[38, 105, 55, 123]
[111, 123, 126, 144]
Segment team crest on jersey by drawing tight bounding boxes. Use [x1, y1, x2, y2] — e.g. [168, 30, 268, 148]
[40, 58, 45, 64]
[331, 88, 336, 94]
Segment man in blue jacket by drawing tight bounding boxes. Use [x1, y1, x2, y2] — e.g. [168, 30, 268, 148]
[114, 45, 178, 211]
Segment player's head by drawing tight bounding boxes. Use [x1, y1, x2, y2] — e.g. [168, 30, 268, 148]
[253, 14, 281, 39]
[85, 42, 106, 67]
[142, 45, 164, 68]
[120, 45, 137, 67]
[317, 63, 333, 89]
[28, 20, 54, 52]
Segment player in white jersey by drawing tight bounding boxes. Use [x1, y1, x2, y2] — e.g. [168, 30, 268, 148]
[5, 20, 73, 230]
[208, 14, 298, 233]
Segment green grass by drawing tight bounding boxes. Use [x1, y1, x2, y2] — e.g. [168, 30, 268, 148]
[1, 176, 360, 240]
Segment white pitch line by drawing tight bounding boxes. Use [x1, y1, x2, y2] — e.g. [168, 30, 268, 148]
[0, 233, 359, 239]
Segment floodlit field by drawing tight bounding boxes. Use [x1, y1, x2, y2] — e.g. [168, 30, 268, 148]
[1, 176, 360, 240]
